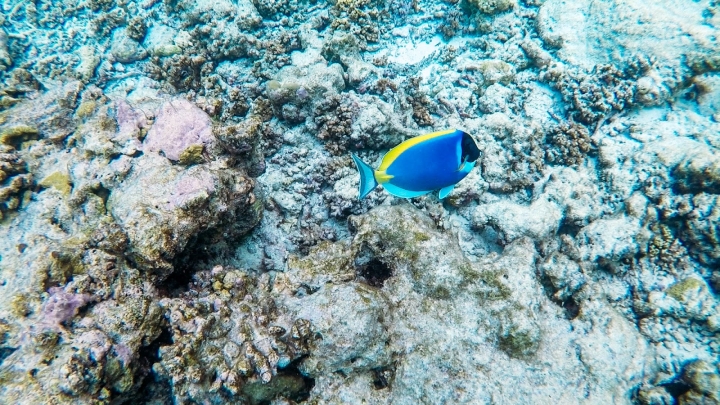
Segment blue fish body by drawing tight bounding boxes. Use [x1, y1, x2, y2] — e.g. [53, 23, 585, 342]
[351, 129, 480, 199]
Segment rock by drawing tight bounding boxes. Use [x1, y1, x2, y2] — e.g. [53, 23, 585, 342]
[679, 360, 720, 404]
[478, 83, 513, 113]
[274, 62, 345, 99]
[75, 45, 100, 82]
[472, 197, 563, 243]
[291, 283, 390, 375]
[462, 59, 516, 85]
[108, 154, 260, 276]
[273, 205, 650, 404]
[682, 194, 720, 266]
[110, 29, 147, 64]
[142, 25, 182, 57]
[576, 217, 648, 265]
[537, 0, 716, 70]
[0, 81, 82, 143]
[143, 99, 214, 162]
[636, 385, 674, 405]
[0, 28, 12, 68]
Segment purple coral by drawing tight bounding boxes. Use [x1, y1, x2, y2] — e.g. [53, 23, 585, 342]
[114, 99, 150, 141]
[142, 99, 213, 161]
[40, 287, 94, 331]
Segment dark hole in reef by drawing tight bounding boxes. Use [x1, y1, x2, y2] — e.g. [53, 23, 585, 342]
[660, 380, 692, 400]
[90, 183, 112, 208]
[354, 243, 393, 287]
[537, 267, 580, 320]
[131, 325, 175, 405]
[371, 364, 395, 390]
[250, 357, 315, 405]
[0, 347, 17, 367]
[356, 258, 392, 288]
[161, 261, 196, 296]
[138, 325, 173, 367]
[562, 297, 580, 320]
[557, 221, 582, 238]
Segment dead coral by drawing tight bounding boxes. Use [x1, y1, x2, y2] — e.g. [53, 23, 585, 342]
[313, 95, 357, 155]
[146, 54, 210, 92]
[679, 193, 720, 267]
[438, 8, 465, 39]
[540, 60, 650, 125]
[252, 0, 303, 18]
[90, 8, 127, 38]
[0, 80, 82, 143]
[330, 0, 384, 45]
[260, 30, 302, 70]
[405, 77, 434, 127]
[157, 266, 314, 404]
[545, 121, 593, 166]
[125, 16, 147, 42]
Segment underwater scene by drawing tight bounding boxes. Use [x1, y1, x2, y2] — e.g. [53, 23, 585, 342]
[0, 0, 719, 403]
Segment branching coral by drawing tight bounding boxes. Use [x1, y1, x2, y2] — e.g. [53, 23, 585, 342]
[313, 95, 357, 155]
[545, 120, 593, 166]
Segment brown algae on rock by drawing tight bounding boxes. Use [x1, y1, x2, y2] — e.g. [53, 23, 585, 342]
[39, 171, 72, 196]
[0, 125, 39, 146]
[178, 143, 205, 165]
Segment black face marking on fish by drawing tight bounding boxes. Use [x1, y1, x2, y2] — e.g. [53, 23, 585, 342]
[461, 132, 481, 162]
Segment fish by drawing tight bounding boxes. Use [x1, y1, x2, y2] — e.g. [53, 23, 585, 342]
[351, 129, 481, 199]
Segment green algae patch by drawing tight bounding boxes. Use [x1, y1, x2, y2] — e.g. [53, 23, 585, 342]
[667, 277, 706, 302]
[39, 171, 72, 196]
[179, 143, 205, 165]
[0, 125, 40, 146]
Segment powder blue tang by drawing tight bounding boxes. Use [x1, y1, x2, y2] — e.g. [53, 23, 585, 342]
[351, 129, 481, 199]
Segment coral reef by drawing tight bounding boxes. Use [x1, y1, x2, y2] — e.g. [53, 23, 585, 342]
[0, 0, 718, 403]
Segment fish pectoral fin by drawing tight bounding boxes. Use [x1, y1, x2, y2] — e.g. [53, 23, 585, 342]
[459, 160, 476, 174]
[375, 171, 394, 184]
[438, 184, 455, 199]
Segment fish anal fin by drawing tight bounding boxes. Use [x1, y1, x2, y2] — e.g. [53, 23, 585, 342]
[438, 184, 455, 199]
[383, 182, 431, 199]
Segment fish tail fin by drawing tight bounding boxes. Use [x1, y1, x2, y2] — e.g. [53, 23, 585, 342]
[351, 153, 378, 199]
